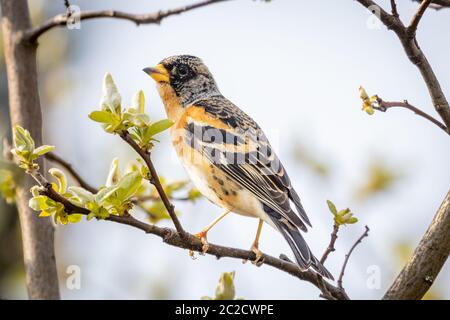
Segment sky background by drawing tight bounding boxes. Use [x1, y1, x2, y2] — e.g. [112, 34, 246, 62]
[1, 0, 450, 299]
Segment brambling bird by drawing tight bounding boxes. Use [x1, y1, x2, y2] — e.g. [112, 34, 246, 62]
[143, 55, 333, 279]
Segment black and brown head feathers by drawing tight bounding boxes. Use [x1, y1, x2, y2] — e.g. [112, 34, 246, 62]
[144, 55, 221, 106]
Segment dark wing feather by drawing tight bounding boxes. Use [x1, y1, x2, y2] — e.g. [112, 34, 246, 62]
[188, 97, 311, 231]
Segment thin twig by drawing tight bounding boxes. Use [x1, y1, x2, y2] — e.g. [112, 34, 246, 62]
[390, 0, 399, 17]
[337, 226, 370, 289]
[63, 0, 72, 18]
[45, 152, 98, 193]
[355, 0, 450, 131]
[320, 223, 340, 264]
[23, 0, 231, 43]
[407, 0, 432, 38]
[374, 98, 449, 134]
[119, 131, 185, 235]
[29, 170, 349, 300]
[411, 0, 450, 10]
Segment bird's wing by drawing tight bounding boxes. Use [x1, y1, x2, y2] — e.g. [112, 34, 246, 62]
[184, 97, 311, 231]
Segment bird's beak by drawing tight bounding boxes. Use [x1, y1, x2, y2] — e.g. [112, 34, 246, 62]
[143, 64, 170, 83]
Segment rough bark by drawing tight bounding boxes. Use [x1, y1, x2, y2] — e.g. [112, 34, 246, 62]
[0, 0, 60, 299]
[383, 191, 450, 299]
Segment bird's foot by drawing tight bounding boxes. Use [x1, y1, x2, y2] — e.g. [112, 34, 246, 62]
[242, 244, 264, 266]
[251, 244, 264, 266]
[194, 231, 209, 254]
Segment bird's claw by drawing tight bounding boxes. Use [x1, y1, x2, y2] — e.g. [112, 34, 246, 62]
[194, 231, 209, 254]
[251, 245, 264, 266]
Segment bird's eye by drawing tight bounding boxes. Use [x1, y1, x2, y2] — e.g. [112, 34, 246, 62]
[178, 65, 188, 77]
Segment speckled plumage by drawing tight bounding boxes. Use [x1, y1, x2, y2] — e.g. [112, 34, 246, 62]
[146, 55, 333, 279]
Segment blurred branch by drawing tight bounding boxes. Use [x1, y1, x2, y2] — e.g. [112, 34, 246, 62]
[412, 0, 450, 10]
[63, 0, 72, 18]
[45, 152, 97, 193]
[23, 0, 232, 43]
[384, 191, 450, 299]
[119, 131, 185, 235]
[29, 169, 349, 301]
[132, 194, 190, 203]
[337, 226, 370, 290]
[373, 98, 449, 134]
[355, 0, 450, 133]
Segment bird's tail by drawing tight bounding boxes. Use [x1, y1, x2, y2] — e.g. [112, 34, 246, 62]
[270, 215, 334, 280]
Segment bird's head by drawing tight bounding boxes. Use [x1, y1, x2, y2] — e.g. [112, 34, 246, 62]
[143, 55, 220, 107]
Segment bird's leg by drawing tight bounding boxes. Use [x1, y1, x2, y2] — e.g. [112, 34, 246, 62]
[194, 210, 230, 254]
[250, 219, 264, 265]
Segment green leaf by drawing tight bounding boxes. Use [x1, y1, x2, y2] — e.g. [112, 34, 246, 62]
[188, 188, 202, 201]
[347, 217, 358, 224]
[67, 214, 83, 223]
[101, 73, 121, 114]
[39, 210, 53, 217]
[49, 168, 67, 193]
[69, 186, 95, 204]
[0, 169, 16, 204]
[326, 200, 337, 215]
[95, 186, 117, 205]
[13, 125, 35, 151]
[131, 90, 145, 114]
[116, 171, 142, 201]
[29, 196, 49, 211]
[215, 271, 236, 300]
[145, 119, 174, 139]
[105, 158, 121, 187]
[33, 145, 55, 157]
[89, 110, 115, 124]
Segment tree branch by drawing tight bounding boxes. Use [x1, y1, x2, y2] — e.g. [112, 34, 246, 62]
[407, 0, 431, 38]
[383, 191, 450, 299]
[22, 0, 231, 43]
[412, 0, 450, 10]
[43, 151, 191, 204]
[390, 0, 399, 17]
[355, 0, 450, 132]
[1, 0, 60, 299]
[320, 223, 340, 264]
[119, 131, 185, 235]
[45, 152, 97, 193]
[337, 226, 370, 289]
[373, 98, 449, 134]
[30, 170, 349, 300]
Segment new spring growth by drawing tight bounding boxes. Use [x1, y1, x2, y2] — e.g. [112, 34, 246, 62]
[359, 86, 379, 115]
[11, 125, 55, 171]
[140, 178, 201, 224]
[202, 271, 238, 300]
[89, 73, 173, 151]
[70, 158, 144, 220]
[29, 169, 83, 224]
[0, 169, 16, 204]
[327, 200, 358, 225]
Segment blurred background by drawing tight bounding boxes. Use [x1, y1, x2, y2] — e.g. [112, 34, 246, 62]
[0, 0, 449, 299]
